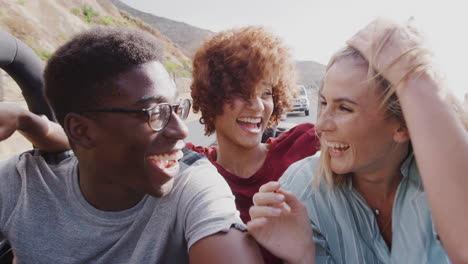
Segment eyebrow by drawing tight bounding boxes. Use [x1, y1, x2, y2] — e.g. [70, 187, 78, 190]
[136, 95, 168, 105]
[135, 91, 179, 105]
[319, 94, 358, 105]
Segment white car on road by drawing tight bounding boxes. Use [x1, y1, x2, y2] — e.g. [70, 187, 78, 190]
[290, 85, 310, 116]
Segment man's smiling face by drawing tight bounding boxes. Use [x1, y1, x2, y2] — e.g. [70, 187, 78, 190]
[89, 61, 189, 198]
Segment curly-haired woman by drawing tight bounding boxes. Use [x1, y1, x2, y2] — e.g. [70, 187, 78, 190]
[186, 26, 320, 263]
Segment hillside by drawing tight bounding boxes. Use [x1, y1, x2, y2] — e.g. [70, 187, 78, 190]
[0, 0, 326, 160]
[112, 0, 326, 88]
[0, 0, 192, 160]
[296, 60, 326, 90]
[112, 0, 214, 58]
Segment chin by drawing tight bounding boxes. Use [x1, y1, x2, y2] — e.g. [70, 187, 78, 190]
[330, 163, 351, 175]
[241, 142, 261, 149]
[150, 179, 175, 198]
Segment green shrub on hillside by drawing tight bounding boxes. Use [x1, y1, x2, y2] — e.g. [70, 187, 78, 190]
[58, 33, 68, 40]
[164, 61, 178, 74]
[71, 8, 80, 16]
[99, 16, 113, 25]
[164, 60, 192, 78]
[71, 6, 128, 27]
[17, 0, 26, 5]
[22, 34, 35, 45]
[35, 50, 53, 61]
[82, 5, 99, 23]
[96, 16, 129, 26]
[179, 58, 192, 69]
[118, 9, 164, 37]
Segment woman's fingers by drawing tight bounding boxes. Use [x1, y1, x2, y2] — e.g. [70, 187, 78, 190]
[258, 181, 281, 193]
[277, 189, 305, 211]
[249, 205, 283, 219]
[246, 217, 268, 232]
[252, 191, 284, 206]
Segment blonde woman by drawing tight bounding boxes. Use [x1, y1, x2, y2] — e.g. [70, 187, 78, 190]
[248, 18, 468, 264]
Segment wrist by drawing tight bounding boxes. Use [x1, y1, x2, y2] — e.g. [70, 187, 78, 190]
[397, 68, 446, 100]
[286, 242, 315, 264]
[15, 107, 33, 132]
[17, 111, 49, 136]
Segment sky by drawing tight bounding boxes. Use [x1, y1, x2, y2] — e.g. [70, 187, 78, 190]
[122, 0, 468, 100]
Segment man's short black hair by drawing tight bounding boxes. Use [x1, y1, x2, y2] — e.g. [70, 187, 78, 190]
[44, 26, 164, 125]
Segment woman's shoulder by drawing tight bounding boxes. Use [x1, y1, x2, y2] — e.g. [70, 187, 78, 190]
[270, 123, 316, 143]
[278, 153, 322, 198]
[268, 123, 320, 159]
[184, 143, 218, 162]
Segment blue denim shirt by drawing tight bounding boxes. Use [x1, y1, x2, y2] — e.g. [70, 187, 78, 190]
[279, 153, 451, 264]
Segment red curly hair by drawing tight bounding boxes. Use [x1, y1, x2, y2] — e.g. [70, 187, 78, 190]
[191, 26, 297, 136]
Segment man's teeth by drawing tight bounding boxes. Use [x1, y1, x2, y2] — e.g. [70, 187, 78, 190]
[149, 150, 184, 161]
[237, 117, 261, 124]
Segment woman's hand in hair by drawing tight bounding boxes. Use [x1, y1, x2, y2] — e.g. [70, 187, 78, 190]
[347, 17, 435, 88]
[248, 181, 315, 264]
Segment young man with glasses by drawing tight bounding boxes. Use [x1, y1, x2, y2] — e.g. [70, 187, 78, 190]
[0, 26, 262, 263]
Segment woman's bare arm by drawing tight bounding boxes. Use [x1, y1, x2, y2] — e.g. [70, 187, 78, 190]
[348, 18, 468, 263]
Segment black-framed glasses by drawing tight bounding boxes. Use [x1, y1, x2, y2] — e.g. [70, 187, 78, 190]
[81, 99, 192, 132]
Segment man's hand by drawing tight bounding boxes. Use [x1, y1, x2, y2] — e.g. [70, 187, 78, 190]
[0, 102, 70, 152]
[0, 102, 26, 141]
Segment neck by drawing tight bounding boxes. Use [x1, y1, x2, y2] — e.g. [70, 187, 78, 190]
[78, 163, 144, 212]
[353, 144, 409, 201]
[353, 169, 403, 251]
[353, 171, 402, 202]
[216, 139, 269, 179]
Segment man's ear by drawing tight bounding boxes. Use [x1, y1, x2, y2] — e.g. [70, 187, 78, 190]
[63, 113, 95, 149]
[393, 123, 410, 143]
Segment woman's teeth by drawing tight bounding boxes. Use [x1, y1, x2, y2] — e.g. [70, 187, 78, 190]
[237, 117, 262, 132]
[326, 142, 350, 152]
[237, 117, 261, 124]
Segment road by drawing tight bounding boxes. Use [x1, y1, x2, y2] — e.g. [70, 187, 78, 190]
[184, 100, 318, 147]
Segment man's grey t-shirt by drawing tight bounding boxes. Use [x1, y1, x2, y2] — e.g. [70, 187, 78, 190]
[0, 150, 245, 263]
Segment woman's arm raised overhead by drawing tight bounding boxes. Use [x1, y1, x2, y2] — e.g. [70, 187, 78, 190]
[348, 18, 468, 263]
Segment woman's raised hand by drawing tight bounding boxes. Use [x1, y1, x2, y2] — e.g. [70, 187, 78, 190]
[347, 17, 434, 87]
[248, 181, 315, 264]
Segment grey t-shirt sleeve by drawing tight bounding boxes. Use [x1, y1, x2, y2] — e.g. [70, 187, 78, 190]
[0, 154, 23, 238]
[177, 159, 245, 250]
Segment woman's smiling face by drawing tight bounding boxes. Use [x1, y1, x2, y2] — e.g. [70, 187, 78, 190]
[214, 82, 274, 149]
[317, 57, 403, 176]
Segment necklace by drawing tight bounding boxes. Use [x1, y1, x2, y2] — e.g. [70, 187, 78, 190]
[373, 208, 392, 234]
[371, 182, 399, 230]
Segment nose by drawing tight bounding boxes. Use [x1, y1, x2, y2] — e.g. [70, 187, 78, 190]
[247, 96, 264, 111]
[162, 112, 189, 140]
[316, 109, 336, 134]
